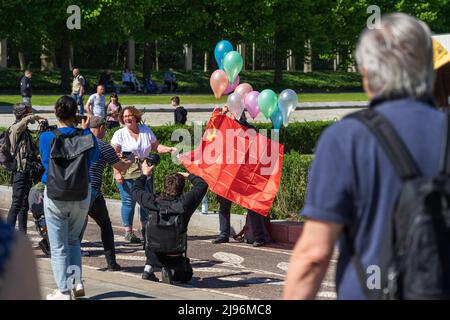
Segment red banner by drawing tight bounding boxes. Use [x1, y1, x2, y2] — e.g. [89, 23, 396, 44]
[179, 109, 284, 216]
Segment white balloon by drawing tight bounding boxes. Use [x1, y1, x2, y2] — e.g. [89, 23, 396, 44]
[227, 92, 244, 120]
[278, 89, 298, 127]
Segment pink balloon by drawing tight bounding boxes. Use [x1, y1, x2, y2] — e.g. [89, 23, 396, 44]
[222, 75, 240, 96]
[234, 83, 253, 101]
[244, 91, 260, 119]
[210, 70, 229, 100]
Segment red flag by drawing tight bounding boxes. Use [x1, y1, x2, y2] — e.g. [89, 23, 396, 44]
[179, 109, 284, 216]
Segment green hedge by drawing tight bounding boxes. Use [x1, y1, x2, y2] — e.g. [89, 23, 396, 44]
[0, 122, 321, 220]
[103, 120, 333, 154]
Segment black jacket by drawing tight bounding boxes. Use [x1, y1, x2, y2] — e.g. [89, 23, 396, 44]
[131, 173, 208, 229]
[174, 106, 187, 125]
[20, 76, 32, 97]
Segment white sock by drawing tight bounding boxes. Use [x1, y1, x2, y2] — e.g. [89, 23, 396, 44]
[144, 265, 153, 273]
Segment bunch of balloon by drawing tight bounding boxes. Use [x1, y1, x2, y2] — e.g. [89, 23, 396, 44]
[210, 40, 245, 100]
[271, 89, 298, 130]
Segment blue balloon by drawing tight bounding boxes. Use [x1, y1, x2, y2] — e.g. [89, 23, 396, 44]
[270, 105, 283, 130]
[214, 40, 234, 70]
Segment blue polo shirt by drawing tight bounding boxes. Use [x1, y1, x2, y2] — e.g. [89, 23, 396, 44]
[301, 97, 445, 299]
[39, 127, 100, 185]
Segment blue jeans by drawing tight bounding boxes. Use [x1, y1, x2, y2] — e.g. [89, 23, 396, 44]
[115, 176, 153, 228]
[44, 185, 91, 293]
[72, 94, 84, 115]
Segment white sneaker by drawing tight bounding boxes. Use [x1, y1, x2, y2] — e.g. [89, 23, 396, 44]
[46, 289, 72, 300]
[72, 281, 85, 299]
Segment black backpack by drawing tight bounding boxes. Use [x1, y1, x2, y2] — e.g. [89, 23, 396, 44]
[0, 128, 16, 172]
[346, 108, 450, 300]
[145, 197, 187, 254]
[47, 129, 94, 201]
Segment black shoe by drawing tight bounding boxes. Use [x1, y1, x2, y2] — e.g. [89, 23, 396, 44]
[107, 262, 122, 272]
[39, 239, 51, 256]
[142, 271, 159, 282]
[161, 267, 173, 284]
[212, 236, 229, 244]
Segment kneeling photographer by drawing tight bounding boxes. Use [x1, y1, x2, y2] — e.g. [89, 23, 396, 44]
[3, 103, 46, 233]
[131, 158, 208, 284]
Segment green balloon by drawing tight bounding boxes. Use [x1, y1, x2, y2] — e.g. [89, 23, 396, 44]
[223, 51, 243, 84]
[258, 89, 278, 119]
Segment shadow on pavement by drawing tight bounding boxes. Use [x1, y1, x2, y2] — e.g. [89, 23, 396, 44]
[87, 291, 155, 300]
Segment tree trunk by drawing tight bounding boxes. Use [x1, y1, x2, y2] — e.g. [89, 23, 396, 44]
[127, 38, 135, 70]
[142, 16, 153, 79]
[40, 45, 55, 71]
[143, 42, 153, 79]
[274, 31, 284, 85]
[60, 37, 71, 92]
[18, 51, 26, 71]
[252, 42, 256, 71]
[0, 39, 7, 69]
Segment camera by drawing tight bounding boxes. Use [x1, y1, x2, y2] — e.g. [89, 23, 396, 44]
[146, 153, 160, 166]
[76, 115, 88, 123]
[38, 119, 57, 134]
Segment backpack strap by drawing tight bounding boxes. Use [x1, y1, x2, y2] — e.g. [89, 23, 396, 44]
[344, 108, 421, 300]
[439, 112, 450, 175]
[346, 108, 422, 180]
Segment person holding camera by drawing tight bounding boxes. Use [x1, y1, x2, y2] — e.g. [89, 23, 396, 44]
[111, 106, 177, 243]
[39, 96, 100, 300]
[79, 116, 134, 272]
[132, 161, 208, 283]
[6, 103, 46, 234]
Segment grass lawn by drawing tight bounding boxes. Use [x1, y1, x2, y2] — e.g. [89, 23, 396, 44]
[0, 68, 363, 94]
[0, 92, 368, 106]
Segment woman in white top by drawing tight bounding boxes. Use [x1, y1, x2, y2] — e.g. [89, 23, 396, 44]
[111, 106, 176, 243]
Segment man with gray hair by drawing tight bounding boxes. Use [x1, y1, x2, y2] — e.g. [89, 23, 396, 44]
[283, 13, 444, 299]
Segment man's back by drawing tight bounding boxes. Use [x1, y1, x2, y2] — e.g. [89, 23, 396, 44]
[174, 106, 187, 125]
[20, 76, 31, 97]
[302, 97, 445, 299]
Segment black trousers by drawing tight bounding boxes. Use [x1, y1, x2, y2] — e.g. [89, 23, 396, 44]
[217, 195, 269, 242]
[145, 247, 192, 282]
[83, 194, 117, 266]
[7, 170, 32, 233]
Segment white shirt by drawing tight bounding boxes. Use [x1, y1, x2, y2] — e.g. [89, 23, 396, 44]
[110, 124, 157, 158]
[87, 93, 106, 118]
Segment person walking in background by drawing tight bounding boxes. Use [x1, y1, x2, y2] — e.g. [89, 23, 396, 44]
[172, 96, 187, 125]
[39, 96, 99, 300]
[111, 106, 176, 243]
[71, 68, 86, 115]
[87, 85, 106, 119]
[284, 13, 446, 300]
[20, 70, 32, 105]
[106, 92, 122, 129]
[7, 103, 46, 234]
[0, 220, 41, 299]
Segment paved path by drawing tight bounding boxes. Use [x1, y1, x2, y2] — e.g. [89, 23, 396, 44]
[0, 102, 365, 128]
[14, 216, 337, 300]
